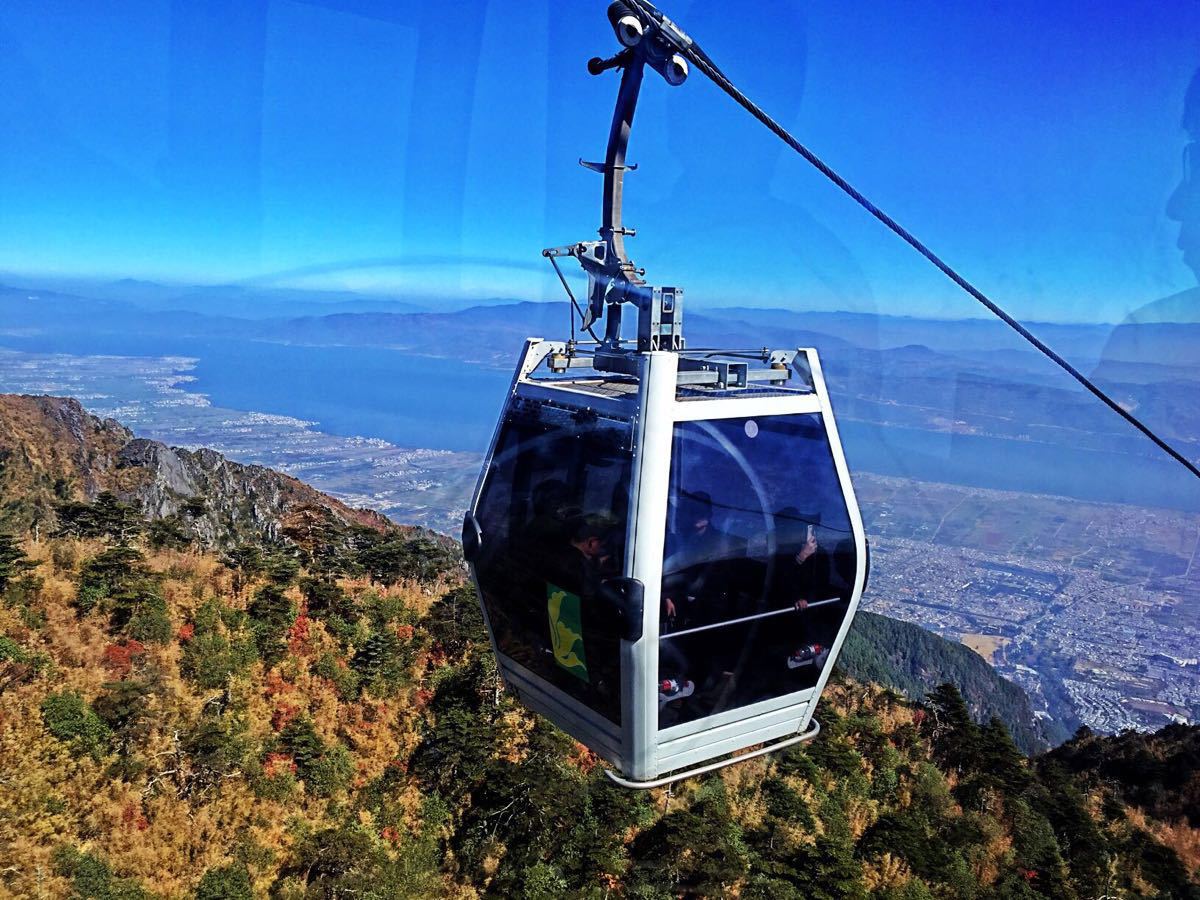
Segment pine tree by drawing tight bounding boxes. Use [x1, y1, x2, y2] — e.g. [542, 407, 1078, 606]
[56, 491, 143, 541]
[924, 682, 980, 776]
[222, 545, 264, 597]
[76, 543, 152, 619]
[351, 630, 409, 695]
[278, 716, 324, 777]
[147, 514, 192, 550]
[629, 780, 751, 896]
[181, 599, 256, 688]
[0, 531, 35, 593]
[357, 535, 458, 585]
[977, 716, 1031, 794]
[300, 575, 354, 620]
[52, 846, 150, 900]
[94, 678, 156, 776]
[264, 551, 301, 586]
[196, 862, 253, 900]
[40, 691, 112, 759]
[247, 583, 294, 665]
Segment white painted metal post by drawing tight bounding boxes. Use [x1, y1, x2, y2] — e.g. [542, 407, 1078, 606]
[623, 351, 678, 781]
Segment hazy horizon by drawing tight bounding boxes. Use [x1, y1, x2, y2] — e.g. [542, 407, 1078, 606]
[3, 1, 1200, 325]
[5, 268, 1199, 327]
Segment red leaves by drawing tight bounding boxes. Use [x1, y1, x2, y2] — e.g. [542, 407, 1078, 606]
[395, 624, 415, 642]
[263, 752, 297, 778]
[570, 741, 599, 775]
[266, 673, 303, 731]
[287, 615, 311, 655]
[177, 622, 195, 642]
[102, 640, 146, 677]
[121, 801, 148, 831]
[271, 703, 301, 732]
[263, 671, 290, 698]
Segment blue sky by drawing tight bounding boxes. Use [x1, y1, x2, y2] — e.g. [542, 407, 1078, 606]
[2, 0, 1199, 322]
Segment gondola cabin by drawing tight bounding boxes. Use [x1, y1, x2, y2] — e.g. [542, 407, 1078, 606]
[461, 2, 868, 787]
[463, 342, 867, 786]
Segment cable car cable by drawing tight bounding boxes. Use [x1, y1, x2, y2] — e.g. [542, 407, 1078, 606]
[624, 0, 1200, 482]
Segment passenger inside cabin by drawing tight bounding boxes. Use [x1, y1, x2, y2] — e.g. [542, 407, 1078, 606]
[563, 514, 615, 579]
[545, 513, 623, 713]
[504, 478, 576, 649]
[660, 490, 745, 712]
[661, 491, 735, 629]
[770, 507, 834, 671]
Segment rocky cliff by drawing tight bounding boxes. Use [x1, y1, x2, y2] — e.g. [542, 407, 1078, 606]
[0, 394, 392, 547]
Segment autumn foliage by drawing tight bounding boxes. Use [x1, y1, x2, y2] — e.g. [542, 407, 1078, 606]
[0, 498, 1197, 898]
[102, 639, 146, 677]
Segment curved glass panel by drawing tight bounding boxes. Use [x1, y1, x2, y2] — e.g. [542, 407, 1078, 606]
[473, 397, 633, 725]
[658, 413, 857, 728]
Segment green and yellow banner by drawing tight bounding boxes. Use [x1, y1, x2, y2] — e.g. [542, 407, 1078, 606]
[546, 582, 588, 681]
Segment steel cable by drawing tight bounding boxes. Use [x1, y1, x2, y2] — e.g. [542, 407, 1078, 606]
[626, 0, 1200, 481]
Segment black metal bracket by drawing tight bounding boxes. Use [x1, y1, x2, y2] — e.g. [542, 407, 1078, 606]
[601, 575, 645, 642]
[543, 2, 691, 356]
[461, 512, 482, 563]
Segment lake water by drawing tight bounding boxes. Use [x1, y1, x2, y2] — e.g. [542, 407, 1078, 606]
[840, 420, 1200, 512]
[3, 331, 1197, 513]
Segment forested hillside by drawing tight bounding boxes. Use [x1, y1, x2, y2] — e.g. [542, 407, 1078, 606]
[0, 397, 1197, 897]
[840, 612, 1064, 753]
[1049, 723, 1200, 828]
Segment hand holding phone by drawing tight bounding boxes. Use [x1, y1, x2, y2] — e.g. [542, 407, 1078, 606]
[796, 524, 818, 564]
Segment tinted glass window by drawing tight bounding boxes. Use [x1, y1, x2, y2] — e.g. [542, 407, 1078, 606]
[474, 397, 633, 725]
[658, 414, 857, 728]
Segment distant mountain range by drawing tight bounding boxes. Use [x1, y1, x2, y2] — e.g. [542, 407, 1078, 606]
[0, 275, 435, 319]
[8, 278, 1198, 365]
[3, 279, 1198, 517]
[7, 278, 1199, 357]
[6, 282, 1196, 454]
[840, 610, 1061, 752]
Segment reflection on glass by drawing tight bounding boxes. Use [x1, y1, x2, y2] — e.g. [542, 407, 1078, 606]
[473, 398, 633, 725]
[659, 414, 856, 728]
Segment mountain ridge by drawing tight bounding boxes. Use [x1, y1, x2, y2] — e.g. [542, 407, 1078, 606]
[840, 610, 1061, 752]
[0, 394, 394, 548]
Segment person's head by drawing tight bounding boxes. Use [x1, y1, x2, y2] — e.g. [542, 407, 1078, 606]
[568, 514, 613, 559]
